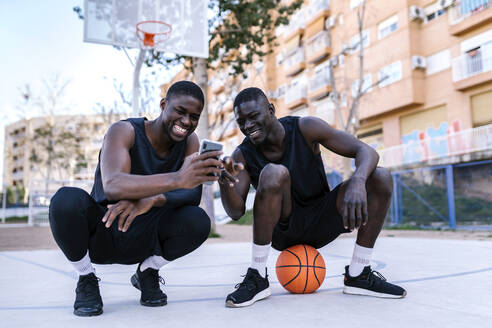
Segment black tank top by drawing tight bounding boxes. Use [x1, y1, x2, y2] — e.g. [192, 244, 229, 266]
[238, 116, 330, 207]
[90, 117, 187, 204]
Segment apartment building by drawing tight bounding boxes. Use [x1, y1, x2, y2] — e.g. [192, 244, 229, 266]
[161, 0, 492, 172]
[3, 114, 125, 191]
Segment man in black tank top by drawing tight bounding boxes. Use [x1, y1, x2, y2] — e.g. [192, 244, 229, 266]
[48, 81, 223, 316]
[219, 87, 406, 307]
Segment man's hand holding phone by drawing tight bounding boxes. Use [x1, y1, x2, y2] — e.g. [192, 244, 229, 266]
[177, 148, 223, 189]
[177, 139, 225, 188]
[199, 139, 224, 185]
[219, 156, 244, 187]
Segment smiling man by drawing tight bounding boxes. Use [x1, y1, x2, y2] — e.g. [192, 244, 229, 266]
[219, 87, 406, 307]
[49, 81, 223, 316]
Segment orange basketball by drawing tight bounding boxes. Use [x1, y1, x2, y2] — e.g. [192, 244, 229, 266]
[275, 244, 326, 294]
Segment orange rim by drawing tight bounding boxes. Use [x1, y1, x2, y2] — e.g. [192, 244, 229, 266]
[136, 20, 172, 47]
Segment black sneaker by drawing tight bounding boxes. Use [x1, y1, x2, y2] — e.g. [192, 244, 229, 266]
[225, 268, 271, 308]
[73, 272, 103, 317]
[131, 264, 167, 307]
[343, 265, 407, 299]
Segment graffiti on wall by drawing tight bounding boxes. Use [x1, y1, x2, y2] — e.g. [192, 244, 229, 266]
[401, 120, 462, 164]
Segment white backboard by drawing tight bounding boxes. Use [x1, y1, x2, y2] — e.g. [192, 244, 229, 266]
[84, 0, 209, 58]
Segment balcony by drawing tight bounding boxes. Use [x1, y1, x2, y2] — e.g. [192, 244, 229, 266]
[306, 0, 330, 26]
[308, 66, 331, 100]
[452, 50, 492, 90]
[283, 10, 305, 40]
[285, 82, 308, 109]
[378, 124, 492, 168]
[305, 31, 331, 63]
[12, 172, 24, 181]
[283, 47, 306, 76]
[449, 0, 492, 35]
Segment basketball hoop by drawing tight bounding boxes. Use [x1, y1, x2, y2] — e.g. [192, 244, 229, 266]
[136, 20, 172, 48]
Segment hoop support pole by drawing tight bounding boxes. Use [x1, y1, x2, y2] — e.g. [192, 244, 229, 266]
[132, 49, 146, 116]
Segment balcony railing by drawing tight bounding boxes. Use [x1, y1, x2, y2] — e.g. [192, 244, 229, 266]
[306, 31, 331, 62]
[452, 49, 492, 81]
[283, 47, 306, 75]
[449, 0, 492, 25]
[283, 10, 305, 38]
[309, 66, 331, 93]
[378, 124, 492, 168]
[285, 82, 308, 107]
[306, 0, 330, 20]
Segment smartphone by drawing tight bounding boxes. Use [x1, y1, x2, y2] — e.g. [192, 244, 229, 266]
[199, 139, 223, 185]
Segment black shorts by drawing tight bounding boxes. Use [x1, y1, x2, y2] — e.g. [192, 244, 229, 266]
[271, 184, 350, 251]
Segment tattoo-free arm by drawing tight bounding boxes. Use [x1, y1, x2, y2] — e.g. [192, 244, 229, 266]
[298, 117, 379, 181]
[219, 148, 251, 220]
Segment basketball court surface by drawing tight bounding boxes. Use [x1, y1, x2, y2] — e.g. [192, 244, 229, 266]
[1, 237, 491, 327]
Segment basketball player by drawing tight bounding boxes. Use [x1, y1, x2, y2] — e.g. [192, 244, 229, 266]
[218, 87, 406, 307]
[49, 81, 223, 316]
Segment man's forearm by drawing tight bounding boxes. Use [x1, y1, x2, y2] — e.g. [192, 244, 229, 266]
[219, 184, 246, 220]
[104, 172, 181, 201]
[164, 185, 202, 208]
[352, 147, 379, 181]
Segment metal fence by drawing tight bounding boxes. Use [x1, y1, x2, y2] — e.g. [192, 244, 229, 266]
[388, 160, 492, 229]
[26, 179, 93, 226]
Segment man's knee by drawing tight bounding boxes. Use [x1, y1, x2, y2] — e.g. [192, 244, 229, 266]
[184, 206, 211, 243]
[368, 167, 393, 198]
[49, 187, 89, 222]
[257, 164, 290, 195]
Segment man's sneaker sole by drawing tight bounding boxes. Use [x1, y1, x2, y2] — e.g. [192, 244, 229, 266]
[343, 286, 407, 299]
[131, 274, 167, 307]
[73, 308, 103, 317]
[225, 287, 271, 308]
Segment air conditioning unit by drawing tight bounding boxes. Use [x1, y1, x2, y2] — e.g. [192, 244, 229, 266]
[439, 0, 455, 10]
[409, 6, 425, 21]
[411, 55, 427, 69]
[325, 17, 336, 29]
[268, 90, 278, 99]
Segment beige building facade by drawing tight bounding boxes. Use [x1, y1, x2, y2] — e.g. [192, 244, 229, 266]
[3, 114, 124, 192]
[162, 0, 492, 173]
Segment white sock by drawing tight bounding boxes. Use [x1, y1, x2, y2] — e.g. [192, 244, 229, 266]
[251, 243, 271, 278]
[140, 255, 170, 272]
[70, 251, 95, 276]
[348, 243, 373, 277]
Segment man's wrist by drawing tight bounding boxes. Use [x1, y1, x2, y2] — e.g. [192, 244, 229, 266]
[153, 194, 167, 207]
[168, 172, 182, 190]
[350, 175, 367, 183]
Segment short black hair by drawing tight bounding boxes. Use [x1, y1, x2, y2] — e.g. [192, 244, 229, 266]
[166, 80, 204, 105]
[233, 87, 269, 109]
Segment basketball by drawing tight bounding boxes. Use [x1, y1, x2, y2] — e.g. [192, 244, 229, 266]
[275, 244, 326, 294]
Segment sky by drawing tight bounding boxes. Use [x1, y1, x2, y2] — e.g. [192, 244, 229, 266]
[0, 0, 178, 186]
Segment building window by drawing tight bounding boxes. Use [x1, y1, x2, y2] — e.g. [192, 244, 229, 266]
[349, 29, 370, 52]
[426, 49, 451, 76]
[461, 0, 492, 15]
[352, 74, 373, 96]
[378, 15, 398, 39]
[424, 2, 446, 23]
[341, 92, 347, 107]
[379, 61, 402, 87]
[350, 0, 365, 10]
